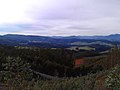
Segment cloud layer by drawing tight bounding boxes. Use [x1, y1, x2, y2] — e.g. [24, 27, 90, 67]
[0, 0, 120, 36]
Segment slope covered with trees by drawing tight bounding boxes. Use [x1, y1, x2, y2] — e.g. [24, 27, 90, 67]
[0, 45, 119, 90]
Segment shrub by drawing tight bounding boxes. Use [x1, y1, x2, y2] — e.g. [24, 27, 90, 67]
[105, 65, 120, 90]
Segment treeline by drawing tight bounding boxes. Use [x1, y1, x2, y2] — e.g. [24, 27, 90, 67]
[0, 45, 106, 77]
[0, 45, 119, 78]
[0, 46, 75, 77]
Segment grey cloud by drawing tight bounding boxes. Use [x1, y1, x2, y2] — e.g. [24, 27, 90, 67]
[29, 0, 120, 20]
[1, 0, 120, 36]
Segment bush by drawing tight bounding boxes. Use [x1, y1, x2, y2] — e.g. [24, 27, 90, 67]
[105, 65, 120, 90]
[0, 56, 33, 83]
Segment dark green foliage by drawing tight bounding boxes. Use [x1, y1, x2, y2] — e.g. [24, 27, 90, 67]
[105, 65, 120, 90]
[107, 45, 120, 68]
[0, 45, 119, 90]
[0, 56, 32, 82]
[0, 46, 74, 77]
[0, 45, 110, 77]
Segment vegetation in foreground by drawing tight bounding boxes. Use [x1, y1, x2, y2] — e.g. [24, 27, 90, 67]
[0, 66, 120, 90]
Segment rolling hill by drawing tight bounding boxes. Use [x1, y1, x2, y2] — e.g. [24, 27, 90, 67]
[0, 34, 120, 52]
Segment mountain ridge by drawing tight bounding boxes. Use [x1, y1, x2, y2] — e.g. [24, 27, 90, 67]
[0, 34, 120, 52]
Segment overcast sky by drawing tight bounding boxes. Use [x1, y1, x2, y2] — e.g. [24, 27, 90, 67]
[0, 0, 120, 36]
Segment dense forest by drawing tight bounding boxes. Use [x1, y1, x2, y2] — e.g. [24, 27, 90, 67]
[0, 46, 105, 77]
[0, 45, 119, 90]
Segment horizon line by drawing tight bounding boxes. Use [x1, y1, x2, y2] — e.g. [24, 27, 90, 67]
[0, 33, 120, 37]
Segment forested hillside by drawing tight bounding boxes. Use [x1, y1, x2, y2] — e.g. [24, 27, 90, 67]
[0, 45, 105, 77]
[0, 45, 119, 90]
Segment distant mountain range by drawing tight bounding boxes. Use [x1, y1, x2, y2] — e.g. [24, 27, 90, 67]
[0, 34, 120, 52]
[61, 34, 120, 41]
